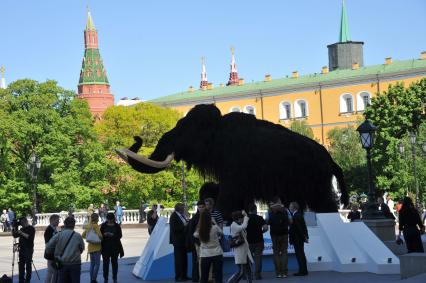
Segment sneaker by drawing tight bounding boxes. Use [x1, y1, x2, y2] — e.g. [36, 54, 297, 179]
[276, 274, 282, 278]
[282, 274, 288, 278]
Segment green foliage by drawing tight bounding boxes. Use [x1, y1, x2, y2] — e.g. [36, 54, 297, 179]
[327, 126, 368, 195]
[290, 120, 315, 139]
[364, 78, 426, 201]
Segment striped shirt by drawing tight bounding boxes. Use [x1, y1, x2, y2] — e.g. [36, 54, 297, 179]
[211, 209, 223, 226]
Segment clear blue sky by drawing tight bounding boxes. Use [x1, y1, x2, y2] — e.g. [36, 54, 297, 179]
[1, 0, 425, 102]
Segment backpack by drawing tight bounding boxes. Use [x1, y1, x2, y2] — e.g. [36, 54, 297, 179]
[0, 274, 12, 283]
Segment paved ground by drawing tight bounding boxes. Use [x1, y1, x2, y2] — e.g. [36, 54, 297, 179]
[1, 228, 426, 282]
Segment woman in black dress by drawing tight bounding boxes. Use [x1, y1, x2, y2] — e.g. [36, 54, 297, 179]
[101, 212, 123, 283]
[397, 197, 425, 253]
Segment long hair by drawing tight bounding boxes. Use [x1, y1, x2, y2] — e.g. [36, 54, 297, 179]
[198, 211, 212, 243]
[400, 197, 416, 214]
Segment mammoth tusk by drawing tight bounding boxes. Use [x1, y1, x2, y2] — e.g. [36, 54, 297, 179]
[120, 149, 174, 169]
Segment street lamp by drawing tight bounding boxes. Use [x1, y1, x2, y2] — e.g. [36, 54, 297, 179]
[409, 131, 420, 210]
[27, 152, 41, 225]
[356, 119, 384, 219]
[398, 142, 405, 155]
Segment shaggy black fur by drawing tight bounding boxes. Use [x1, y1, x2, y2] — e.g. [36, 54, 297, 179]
[125, 104, 348, 218]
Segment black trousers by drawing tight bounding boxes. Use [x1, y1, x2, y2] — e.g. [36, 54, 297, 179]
[18, 248, 33, 283]
[293, 241, 307, 274]
[191, 245, 199, 282]
[102, 252, 118, 280]
[173, 245, 188, 280]
[200, 255, 223, 283]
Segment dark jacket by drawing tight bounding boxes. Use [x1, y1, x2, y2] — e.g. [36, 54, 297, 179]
[44, 225, 57, 244]
[289, 211, 308, 245]
[100, 222, 123, 256]
[267, 209, 289, 236]
[378, 203, 395, 219]
[169, 211, 187, 247]
[186, 212, 200, 248]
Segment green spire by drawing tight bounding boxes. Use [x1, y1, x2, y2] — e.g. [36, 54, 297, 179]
[78, 49, 109, 85]
[339, 0, 351, 42]
[86, 9, 96, 31]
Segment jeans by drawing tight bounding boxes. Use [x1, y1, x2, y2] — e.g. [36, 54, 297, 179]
[200, 255, 223, 283]
[116, 215, 122, 224]
[57, 264, 81, 283]
[90, 251, 101, 281]
[271, 234, 288, 275]
[249, 242, 264, 278]
[102, 253, 119, 280]
[226, 263, 252, 283]
[18, 249, 33, 283]
[45, 260, 57, 283]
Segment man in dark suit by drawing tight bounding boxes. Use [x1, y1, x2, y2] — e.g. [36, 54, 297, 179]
[170, 203, 189, 282]
[289, 202, 309, 276]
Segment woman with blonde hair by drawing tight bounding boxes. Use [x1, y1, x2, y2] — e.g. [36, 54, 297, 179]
[83, 212, 103, 283]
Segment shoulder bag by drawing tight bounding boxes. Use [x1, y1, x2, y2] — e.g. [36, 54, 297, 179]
[53, 231, 75, 270]
[230, 225, 245, 248]
[86, 227, 101, 244]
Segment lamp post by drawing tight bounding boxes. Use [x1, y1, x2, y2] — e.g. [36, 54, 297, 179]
[409, 132, 420, 210]
[357, 119, 384, 219]
[27, 152, 41, 225]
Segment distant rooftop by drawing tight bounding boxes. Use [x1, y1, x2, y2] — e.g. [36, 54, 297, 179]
[150, 57, 426, 104]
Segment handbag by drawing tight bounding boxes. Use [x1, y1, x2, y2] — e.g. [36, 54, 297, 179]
[229, 225, 245, 248]
[53, 231, 75, 270]
[86, 228, 101, 244]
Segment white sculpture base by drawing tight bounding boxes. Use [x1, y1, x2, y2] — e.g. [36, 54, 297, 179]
[133, 213, 400, 281]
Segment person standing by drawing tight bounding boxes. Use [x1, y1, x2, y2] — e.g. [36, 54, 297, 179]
[204, 198, 223, 229]
[12, 217, 35, 283]
[83, 213, 103, 283]
[99, 203, 107, 223]
[289, 202, 309, 276]
[397, 197, 425, 253]
[347, 204, 361, 222]
[114, 201, 123, 225]
[101, 213, 123, 283]
[1, 209, 9, 232]
[377, 197, 395, 220]
[267, 200, 291, 278]
[147, 204, 159, 235]
[170, 203, 189, 282]
[187, 200, 205, 282]
[194, 211, 223, 283]
[139, 201, 147, 223]
[246, 204, 268, 280]
[227, 210, 253, 283]
[46, 216, 85, 283]
[8, 208, 16, 231]
[44, 214, 60, 283]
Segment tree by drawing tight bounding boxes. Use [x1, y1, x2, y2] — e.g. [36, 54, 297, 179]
[290, 120, 315, 140]
[0, 79, 109, 215]
[327, 126, 368, 196]
[364, 78, 426, 200]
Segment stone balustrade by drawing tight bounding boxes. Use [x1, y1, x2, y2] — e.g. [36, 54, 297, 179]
[32, 208, 354, 227]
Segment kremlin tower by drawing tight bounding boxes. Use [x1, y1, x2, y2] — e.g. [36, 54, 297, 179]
[77, 9, 114, 117]
[200, 57, 208, 90]
[227, 47, 239, 86]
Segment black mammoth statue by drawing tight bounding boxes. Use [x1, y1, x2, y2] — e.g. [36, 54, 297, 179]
[116, 104, 348, 217]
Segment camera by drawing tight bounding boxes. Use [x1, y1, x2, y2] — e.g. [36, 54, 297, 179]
[11, 219, 20, 231]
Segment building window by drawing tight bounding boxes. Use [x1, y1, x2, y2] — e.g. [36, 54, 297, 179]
[357, 91, 371, 111]
[230, 107, 241, 113]
[340, 93, 354, 113]
[279, 102, 292, 120]
[294, 100, 308, 118]
[244, 105, 255, 115]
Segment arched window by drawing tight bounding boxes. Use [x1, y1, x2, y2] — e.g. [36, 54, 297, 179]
[357, 91, 371, 111]
[279, 102, 292, 120]
[340, 93, 354, 113]
[294, 100, 308, 118]
[230, 106, 241, 113]
[243, 105, 256, 115]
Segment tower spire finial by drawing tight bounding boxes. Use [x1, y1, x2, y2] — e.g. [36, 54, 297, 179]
[227, 46, 239, 86]
[339, 0, 351, 42]
[0, 66, 6, 89]
[200, 56, 208, 89]
[86, 6, 96, 31]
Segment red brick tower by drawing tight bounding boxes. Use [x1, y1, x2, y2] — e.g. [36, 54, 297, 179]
[227, 47, 239, 86]
[77, 9, 114, 118]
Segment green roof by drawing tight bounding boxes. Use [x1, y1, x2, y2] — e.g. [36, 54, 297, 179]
[78, 48, 109, 85]
[339, 0, 351, 43]
[150, 58, 426, 104]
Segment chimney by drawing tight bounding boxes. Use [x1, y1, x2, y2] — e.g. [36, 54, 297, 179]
[238, 78, 245, 86]
[207, 83, 214, 90]
[421, 51, 426, 60]
[188, 86, 194, 92]
[264, 74, 272, 82]
[291, 71, 299, 78]
[321, 66, 329, 74]
[385, 57, 392, 65]
[351, 62, 359, 70]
